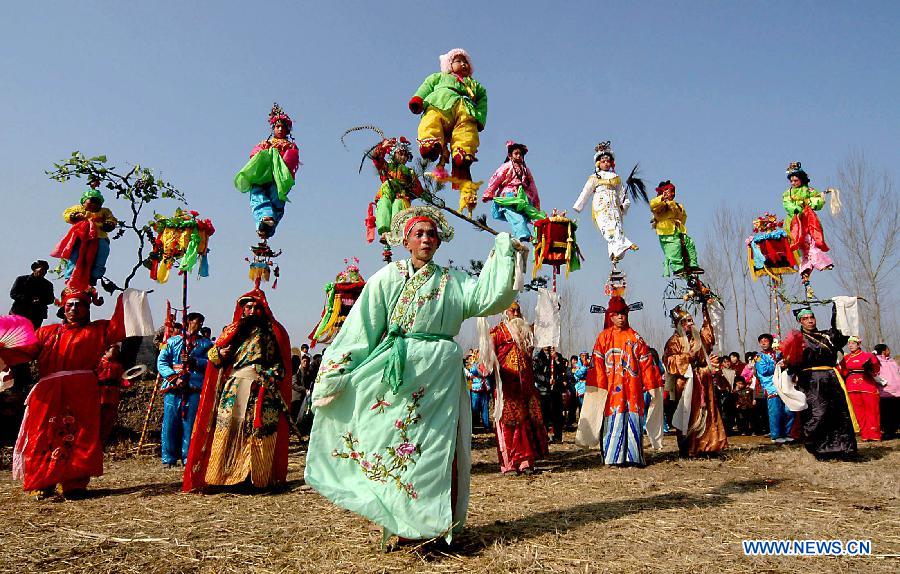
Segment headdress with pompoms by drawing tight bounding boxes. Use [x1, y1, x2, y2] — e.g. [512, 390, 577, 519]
[786, 161, 803, 177]
[752, 211, 784, 233]
[594, 141, 614, 163]
[388, 137, 412, 164]
[385, 206, 454, 247]
[268, 102, 293, 130]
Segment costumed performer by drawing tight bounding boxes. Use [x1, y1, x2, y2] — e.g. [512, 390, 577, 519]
[481, 141, 544, 242]
[409, 48, 487, 214]
[12, 287, 125, 498]
[305, 206, 522, 544]
[97, 344, 126, 444]
[662, 304, 728, 457]
[572, 141, 646, 264]
[575, 296, 663, 466]
[649, 180, 701, 276]
[53, 182, 118, 289]
[783, 162, 834, 296]
[839, 336, 882, 442]
[465, 349, 492, 431]
[183, 289, 292, 491]
[485, 301, 549, 474]
[234, 103, 300, 239]
[780, 306, 856, 459]
[157, 312, 213, 467]
[366, 137, 425, 244]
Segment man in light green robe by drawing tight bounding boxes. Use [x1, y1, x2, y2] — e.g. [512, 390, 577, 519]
[305, 210, 520, 543]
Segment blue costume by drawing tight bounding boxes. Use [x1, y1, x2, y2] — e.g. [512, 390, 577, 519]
[469, 365, 493, 430]
[572, 360, 588, 406]
[756, 353, 794, 441]
[157, 334, 213, 465]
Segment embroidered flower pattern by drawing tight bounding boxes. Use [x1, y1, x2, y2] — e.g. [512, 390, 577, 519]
[39, 409, 78, 465]
[333, 386, 426, 500]
[370, 398, 392, 413]
[316, 352, 353, 390]
[390, 263, 450, 332]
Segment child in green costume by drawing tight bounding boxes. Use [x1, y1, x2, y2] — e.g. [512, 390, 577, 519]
[649, 180, 701, 276]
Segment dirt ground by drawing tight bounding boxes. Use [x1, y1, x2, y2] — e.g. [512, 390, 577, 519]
[0, 432, 897, 574]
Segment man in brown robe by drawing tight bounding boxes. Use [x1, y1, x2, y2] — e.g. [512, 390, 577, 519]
[663, 304, 728, 457]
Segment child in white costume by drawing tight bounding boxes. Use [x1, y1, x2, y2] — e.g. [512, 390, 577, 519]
[573, 141, 646, 262]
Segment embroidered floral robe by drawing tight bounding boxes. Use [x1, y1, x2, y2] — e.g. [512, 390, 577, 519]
[573, 170, 634, 259]
[591, 327, 662, 466]
[490, 322, 549, 474]
[13, 296, 125, 491]
[305, 233, 518, 541]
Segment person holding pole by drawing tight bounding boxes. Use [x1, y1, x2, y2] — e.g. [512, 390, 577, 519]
[157, 312, 211, 467]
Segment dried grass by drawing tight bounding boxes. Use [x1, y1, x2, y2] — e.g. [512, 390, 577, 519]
[1, 431, 897, 573]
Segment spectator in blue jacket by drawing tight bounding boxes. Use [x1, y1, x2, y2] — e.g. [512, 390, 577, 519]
[756, 346, 794, 444]
[157, 312, 213, 467]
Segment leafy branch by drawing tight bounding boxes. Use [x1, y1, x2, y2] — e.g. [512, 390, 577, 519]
[47, 151, 185, 289]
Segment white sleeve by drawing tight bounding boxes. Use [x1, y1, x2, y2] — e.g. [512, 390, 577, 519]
[573, 177, 594, 213]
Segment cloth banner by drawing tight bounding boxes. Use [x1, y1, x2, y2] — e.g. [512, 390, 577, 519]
[831, 296, 859, 338]
[533, 288, 560, 349]
[122, 288, 155, 337]
[774, 364, 807, 412]
[708, 301, 726, 357]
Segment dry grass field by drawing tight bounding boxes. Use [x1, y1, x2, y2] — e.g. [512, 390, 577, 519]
[1, 432, 897, 574]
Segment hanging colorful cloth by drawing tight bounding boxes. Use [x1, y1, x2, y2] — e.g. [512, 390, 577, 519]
[308, 258, 366, 347]
[746, 212, 797, 283]
[148, 209, 215, 283]
[532, 209, 583, 278]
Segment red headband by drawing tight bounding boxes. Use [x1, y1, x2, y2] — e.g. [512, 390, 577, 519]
[655, 182, 675, 195]
[404, 216, 437, 239]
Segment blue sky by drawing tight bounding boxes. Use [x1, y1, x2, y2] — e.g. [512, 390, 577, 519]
[2, 2, 898, 351]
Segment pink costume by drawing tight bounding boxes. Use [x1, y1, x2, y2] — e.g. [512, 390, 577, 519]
[482, 162, 540, 209]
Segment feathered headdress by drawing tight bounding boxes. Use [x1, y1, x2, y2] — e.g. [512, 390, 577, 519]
[388, 137, 412, 163]
[268, 102, 293, 129]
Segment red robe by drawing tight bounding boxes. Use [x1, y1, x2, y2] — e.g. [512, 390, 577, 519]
[50, 219, 99, 290]
[13, 296, 124, 491]
[840, 350, 882, 441]
[490, 322, 549, 473]
[183, 288, 292, 492]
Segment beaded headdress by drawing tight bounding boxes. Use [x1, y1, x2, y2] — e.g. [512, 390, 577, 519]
[268, 102, 293, 129]
[594, 141, 614, 163]
[385, 206, 454, 247]
[786, 161, 803, 177]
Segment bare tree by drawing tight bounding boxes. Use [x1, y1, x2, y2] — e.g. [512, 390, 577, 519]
[557, 283, 589, 355]
[632, 310, 668, 353]
[829, 153, 899, 344]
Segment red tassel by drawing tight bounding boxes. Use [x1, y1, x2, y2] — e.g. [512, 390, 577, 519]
[781, 330, 804, 367]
